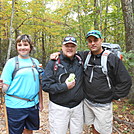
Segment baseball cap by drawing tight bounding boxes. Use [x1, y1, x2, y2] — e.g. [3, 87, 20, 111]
[86, 30, 102, 39]
[62, 36, 77, 46]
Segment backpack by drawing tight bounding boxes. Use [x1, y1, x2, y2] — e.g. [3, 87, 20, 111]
[84, 50, 111, 89]
[102, 43, 123, 60]
[53, 54, 83, 83]
[12, 56, 44, 80]
[53, 55, 83, 74]
[6, 56, 43, 102]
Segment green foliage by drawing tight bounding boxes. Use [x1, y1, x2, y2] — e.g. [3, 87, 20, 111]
[121, 105, 128, 112]
[113, 103, 119, 111]
[122, 50, 134, 75]
[0, 0, 133, 69]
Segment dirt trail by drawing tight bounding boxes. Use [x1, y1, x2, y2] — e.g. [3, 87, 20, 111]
[1, 92, 133, 134]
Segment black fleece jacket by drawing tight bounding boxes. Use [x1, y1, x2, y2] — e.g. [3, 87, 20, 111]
[79, 50, 132, 104]
[42, 53, 84, 108]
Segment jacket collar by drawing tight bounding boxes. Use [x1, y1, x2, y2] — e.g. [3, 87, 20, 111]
[91, 49, 105, 58]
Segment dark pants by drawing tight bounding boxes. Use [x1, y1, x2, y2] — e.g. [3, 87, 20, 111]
[7, 104, 39, 134]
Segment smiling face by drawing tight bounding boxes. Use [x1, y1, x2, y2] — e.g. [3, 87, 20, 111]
[17, 40, 31, 59]
[87, 36, 103, 55]
[62, 43, 77, 59]
[15, 35, 33, 59]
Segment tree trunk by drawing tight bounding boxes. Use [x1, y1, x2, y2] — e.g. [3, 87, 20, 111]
[121, 0, 134, 103]
[6, 0, 15, 61]
[94, 0, 99, 29]
[41, 31, 46, 67]
[103, 0, 109, 42]
[77, 5, 82, 47]
[132, 0, 134, 13]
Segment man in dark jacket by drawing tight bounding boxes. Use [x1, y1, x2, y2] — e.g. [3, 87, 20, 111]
[42, 36, 84, 134]
[83, 30, 132, 134]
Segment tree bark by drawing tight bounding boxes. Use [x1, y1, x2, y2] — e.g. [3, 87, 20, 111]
[121, 0, 134, 103]
[121, 0, 134, 51]
[6, 0, 15, 61]
[94, 0, 99, 29]
[41, 31, 46, 66]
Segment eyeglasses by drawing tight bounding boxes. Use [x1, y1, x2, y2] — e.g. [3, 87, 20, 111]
[86, 32, 101, 38]
[64, 37, 77, 43]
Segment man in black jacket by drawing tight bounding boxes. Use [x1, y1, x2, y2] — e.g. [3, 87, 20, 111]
[42, 36, 84, 134]
[83, 30, 132, 134]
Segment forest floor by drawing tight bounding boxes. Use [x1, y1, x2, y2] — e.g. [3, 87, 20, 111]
[0, 92, 134, 134]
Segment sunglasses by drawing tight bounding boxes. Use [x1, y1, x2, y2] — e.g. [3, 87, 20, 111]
[86, 32, 101, 38]
[20, 34, 31, 41]
[64, 37, 77, 43]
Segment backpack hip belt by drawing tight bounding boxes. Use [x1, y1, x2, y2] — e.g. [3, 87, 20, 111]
[6, 94, 37, 101]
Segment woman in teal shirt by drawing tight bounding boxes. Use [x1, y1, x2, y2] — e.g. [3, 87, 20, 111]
[0, 34, 43, 134]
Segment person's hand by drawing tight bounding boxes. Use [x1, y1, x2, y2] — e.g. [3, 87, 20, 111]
[65, 79, 76, 89]
[50, 52, 60, 60]
[0, 79, 3, 89]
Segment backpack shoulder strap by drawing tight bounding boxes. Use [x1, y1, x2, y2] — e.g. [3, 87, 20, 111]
[101, 50, 111, 75]
[101, 50, 111, 88]
[30, 57, 37, 68]
[12, 57, 38, 80]
[75, 54, 83, 65]
[12, 56, 19, 80]
[54, 58, 60, 71]
[84, 51, 91, 71]
[53, 58, 66, 75]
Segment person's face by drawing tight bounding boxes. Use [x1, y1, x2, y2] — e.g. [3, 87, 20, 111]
[87, 36, 103, 55]
[17, 40, 31, 58]
[62, 43, 77, 59]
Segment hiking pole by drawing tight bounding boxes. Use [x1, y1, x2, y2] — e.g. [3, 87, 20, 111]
[0, 81, 9, 134]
